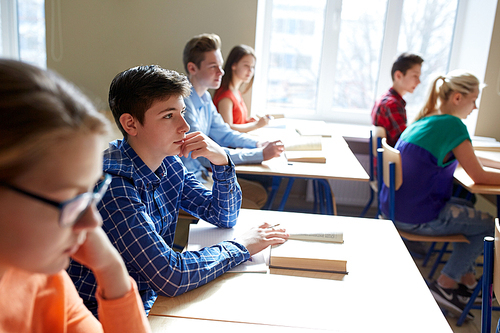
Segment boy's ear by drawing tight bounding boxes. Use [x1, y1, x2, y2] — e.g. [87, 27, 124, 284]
[119, 113, 139, 137]
[394, 70, 404, 81]
[186, 62, 198, 76]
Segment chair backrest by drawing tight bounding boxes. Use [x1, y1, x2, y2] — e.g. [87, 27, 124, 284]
[376, 138, 403, 222]
[381, 138, 403, 190]
[494, 218, 500, 304]
[371, 126, 386, 157]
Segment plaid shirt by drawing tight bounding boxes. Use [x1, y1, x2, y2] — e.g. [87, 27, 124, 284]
[67, 139, 247, 316]
[371, 87, 407, 147]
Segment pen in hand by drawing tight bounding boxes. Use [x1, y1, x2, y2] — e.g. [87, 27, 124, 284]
[268, 223, 280, 229]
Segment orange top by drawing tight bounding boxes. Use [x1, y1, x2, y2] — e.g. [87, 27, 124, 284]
[0, 268, 151, 333]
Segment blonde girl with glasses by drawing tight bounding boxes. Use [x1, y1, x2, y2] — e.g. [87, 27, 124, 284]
[0, 60, 150, 332]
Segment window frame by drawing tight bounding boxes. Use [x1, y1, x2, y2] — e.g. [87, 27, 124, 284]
[0, 0, 19, 59]
[253, 0, 473, 126]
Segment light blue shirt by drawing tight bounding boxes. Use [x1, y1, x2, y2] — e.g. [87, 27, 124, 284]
[181, 86, 263, 182]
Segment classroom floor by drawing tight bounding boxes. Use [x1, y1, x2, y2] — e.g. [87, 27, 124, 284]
[411, 247, 500, 333]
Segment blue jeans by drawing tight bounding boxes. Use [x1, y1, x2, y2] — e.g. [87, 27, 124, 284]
[394, 197, 494, 282]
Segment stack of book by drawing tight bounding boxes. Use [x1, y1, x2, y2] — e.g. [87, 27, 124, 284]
[284, 136, 326, 163]
[269, 228, 347, 278]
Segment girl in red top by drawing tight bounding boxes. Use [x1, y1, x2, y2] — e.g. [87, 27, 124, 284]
[213, 44, 271, 133]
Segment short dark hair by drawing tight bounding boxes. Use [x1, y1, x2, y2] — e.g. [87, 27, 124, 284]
[108, 65, 191, 138]
[182, 33, 221, 74]
[391, 52, 424, 81]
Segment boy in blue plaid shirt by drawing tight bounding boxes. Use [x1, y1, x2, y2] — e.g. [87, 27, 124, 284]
[67, 65, 288, 316]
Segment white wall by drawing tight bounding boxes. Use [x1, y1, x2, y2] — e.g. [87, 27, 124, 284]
[449, 0, 498, 136]
[475, 1, 500, 140]
[45, 0, 258, 111]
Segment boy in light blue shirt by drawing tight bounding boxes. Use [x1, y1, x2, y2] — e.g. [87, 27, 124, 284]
[181, 33, 285, 209]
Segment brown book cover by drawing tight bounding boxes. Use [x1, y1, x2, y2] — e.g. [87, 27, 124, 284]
[285, 151, 327, 163]
[270, 239, 347, 274]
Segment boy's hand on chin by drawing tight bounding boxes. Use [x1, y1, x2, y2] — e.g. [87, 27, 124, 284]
[180, 131, 228, 165]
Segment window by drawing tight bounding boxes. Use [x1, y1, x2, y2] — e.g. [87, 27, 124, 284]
[253, 0, 459, 125]
[0, 0, 46, 68]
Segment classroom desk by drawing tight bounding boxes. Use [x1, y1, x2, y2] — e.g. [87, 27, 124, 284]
[454, 165, 500, 217]
[236, 129, 369, 215]
[148, 209, 452, 333]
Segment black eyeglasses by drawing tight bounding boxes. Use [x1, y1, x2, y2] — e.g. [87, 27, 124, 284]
[0, 173, 112, 228]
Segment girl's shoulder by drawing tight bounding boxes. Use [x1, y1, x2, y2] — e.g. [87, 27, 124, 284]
[213, 88, 234, 103]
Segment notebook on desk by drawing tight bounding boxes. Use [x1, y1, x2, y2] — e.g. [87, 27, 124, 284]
[475, 150, 500, 169]
[472, 137, 500, 151]
[187, 220, 269, 273]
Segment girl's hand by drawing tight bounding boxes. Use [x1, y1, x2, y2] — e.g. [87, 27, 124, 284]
[72, 227, 131, 300]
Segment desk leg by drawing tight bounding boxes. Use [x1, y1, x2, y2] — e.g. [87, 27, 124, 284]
[316, 179, 335, 215]
[263, 176, 281, 210]
[312, 180, 319, 213]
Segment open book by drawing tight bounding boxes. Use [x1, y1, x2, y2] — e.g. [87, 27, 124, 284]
[284, 136, 322, 151]
[270, 239, 347, 274]
[282, 136, 325, 163]
[288, 230, 343, 243]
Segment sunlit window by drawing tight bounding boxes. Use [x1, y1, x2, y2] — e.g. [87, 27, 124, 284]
[397, 0, 457, 118]
[255, 0, 459, 125]
[0, 0, 46, 68]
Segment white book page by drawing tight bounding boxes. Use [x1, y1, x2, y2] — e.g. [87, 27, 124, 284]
[187, 220, 269, 273]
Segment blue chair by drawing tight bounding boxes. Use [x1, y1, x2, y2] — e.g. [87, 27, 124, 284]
[458, 218, 500, 328]
[360, 126, 385, 217]
[378, 138, 469, 278]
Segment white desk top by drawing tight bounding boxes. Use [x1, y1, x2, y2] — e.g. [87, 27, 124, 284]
[149, 209, 451, 332]
[237, 130, 369, 182]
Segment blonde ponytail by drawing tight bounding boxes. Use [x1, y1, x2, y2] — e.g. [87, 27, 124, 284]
[414, 76, 444, 121]
[414, 70, 479, 122]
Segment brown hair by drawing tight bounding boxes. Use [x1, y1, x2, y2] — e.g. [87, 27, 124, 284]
[391, 52, 424, 81]
[0, 59, 109, 181]
[182, 33, 221, 73]
[219, 44, 256, 94]
[108, 65, 192, 138]
[414, 70, 480, 121]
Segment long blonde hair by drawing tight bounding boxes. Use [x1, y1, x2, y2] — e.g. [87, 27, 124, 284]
[414, 70, 479, 121]
[0, 60, 110, 181]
